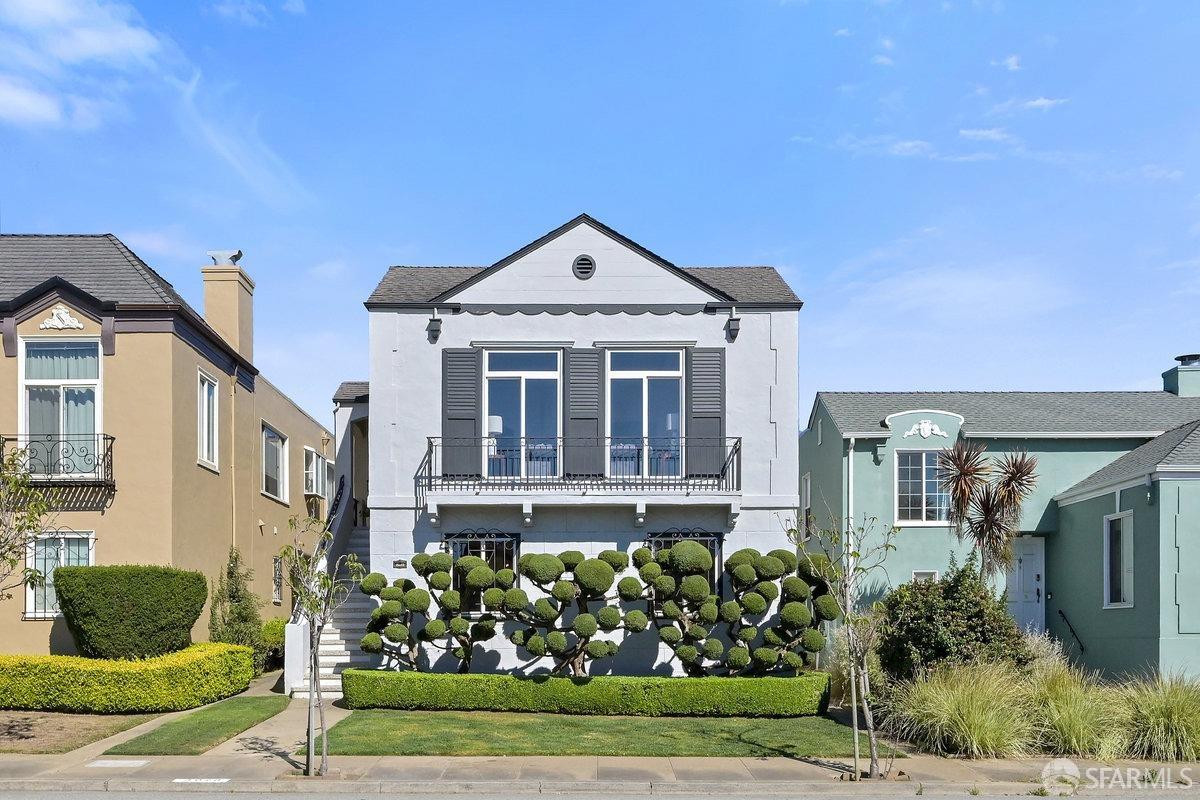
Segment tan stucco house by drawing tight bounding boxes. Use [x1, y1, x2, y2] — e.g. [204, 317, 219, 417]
[0, 234, 333, 654]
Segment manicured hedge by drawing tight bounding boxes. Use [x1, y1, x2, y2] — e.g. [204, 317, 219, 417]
[0, 643, 253, 713]
[55, 565, 207, 659]
[341, 669, 830, 717]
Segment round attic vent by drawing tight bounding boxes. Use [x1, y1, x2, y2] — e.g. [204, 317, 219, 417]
[572, 254, 596, 280]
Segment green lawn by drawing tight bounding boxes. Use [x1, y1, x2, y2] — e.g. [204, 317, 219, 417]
[106, 695, 290, 756]
[317, 709, 884, 758]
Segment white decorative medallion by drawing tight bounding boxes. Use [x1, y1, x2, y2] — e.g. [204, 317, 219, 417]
[902, 419, 949, 439]
[39, 303, 85, 331]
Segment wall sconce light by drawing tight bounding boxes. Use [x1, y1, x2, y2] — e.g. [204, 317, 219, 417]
[426, 316, 442, 342]
[725, 316, 741, 341]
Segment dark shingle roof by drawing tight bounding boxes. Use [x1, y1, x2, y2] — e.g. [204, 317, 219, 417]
[333, 381, 369, 403]
[1063, 419, 1200, 495]
[366, 265, 798, 305]
[817, 391, 1200, 435]
[0, 234, 189, 307]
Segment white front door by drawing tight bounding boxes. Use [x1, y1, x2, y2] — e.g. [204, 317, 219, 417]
[1006, 536, 1046, 633]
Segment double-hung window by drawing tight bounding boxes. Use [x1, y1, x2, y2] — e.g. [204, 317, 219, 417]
[197, 371, 218, 469]
[483, 351, 560, 479]
[443, 531, 519, 613]
[262, 423, 288, 502]
[896, 450, 949, 523]
[1104, 512, 1134, 608]
[304, 447, 329, 497]
[22, 340, 100, 477]
[27, 532, 93, 618]
[607, 351, 683, 479]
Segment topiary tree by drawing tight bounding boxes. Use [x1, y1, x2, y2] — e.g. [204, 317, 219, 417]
[209, 547, 266, 674]
[616, 541, 837, 677]
[495, 549, 638, 676]
[359, 549, 503, 673]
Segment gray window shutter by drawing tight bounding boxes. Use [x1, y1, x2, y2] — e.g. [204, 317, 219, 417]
[686, 348, 725, 478]
[563, 348, 605, 478]
[441, 348, 481, 477]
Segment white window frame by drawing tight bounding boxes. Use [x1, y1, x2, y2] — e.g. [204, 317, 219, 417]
[325, 459, 335, 502]
[481, 350, 562, 479]
[604, 349, 685, 479]
[261, 421, 289, 503]
[24, 531, 94, 620]
[304, 446, 329, 498]
[17, 337, 104, 477]
[197, 369, 219, 471]
[801, 472, 812, 528]
[894, 448, 952, 527]
[1103, 510, 1134, 609]
[912, 570, 940, 583]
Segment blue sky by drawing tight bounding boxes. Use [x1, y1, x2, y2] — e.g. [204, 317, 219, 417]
[2, 1, 1198, 426]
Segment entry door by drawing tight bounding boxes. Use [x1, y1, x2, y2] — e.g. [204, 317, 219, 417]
[1006, 536, 1045, 633]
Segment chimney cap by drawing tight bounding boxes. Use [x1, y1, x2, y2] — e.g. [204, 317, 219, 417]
[206, 249, 243, 266]
[1176, 354, 1200, 366]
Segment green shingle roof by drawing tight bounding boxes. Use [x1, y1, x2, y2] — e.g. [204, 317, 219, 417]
[1062, 419, 1200, 496]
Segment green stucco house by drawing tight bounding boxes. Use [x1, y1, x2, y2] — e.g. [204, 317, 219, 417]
[799, 355, 1200, 676]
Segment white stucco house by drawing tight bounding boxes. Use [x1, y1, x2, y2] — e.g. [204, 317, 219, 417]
[303, 214, 802, 690]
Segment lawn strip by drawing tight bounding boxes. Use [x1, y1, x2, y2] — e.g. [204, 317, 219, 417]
[0, 710, 160, 754]
[317, 709, 886, 758]
[105, 695, 290, 756]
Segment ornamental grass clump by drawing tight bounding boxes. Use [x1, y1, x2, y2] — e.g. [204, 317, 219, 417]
[1026, 645, 1123, 758]
[885, 661, 1036, 758]
[1117, 673, 1200, 762]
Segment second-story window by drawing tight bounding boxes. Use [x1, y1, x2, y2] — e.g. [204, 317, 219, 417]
[262, 422, 288, 502]
[896, 450, 949, 523]
[197, 371, 218, 469]
[483, 351, 559, 479]
[607, 351, 683, 478]
[23, 340, 100, 477]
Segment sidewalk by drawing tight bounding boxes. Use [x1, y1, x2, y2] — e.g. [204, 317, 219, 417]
[1, 688, 1198, 795]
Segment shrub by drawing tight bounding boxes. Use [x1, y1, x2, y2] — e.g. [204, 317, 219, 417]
[1029, 657, 1122, 758]
[360, 573, 388, 595]
[342, 669, 830, 716]
[1117, 673, 1200, 761]
[208, 547, 265, 673]
[877, 555, 1026, 680]
[574, 558, 616, 596]
[0, 643, 252, 713]
[54, 565, 207, 659]
[260, 617, 286, 671]
[885, 661, 1036, 758]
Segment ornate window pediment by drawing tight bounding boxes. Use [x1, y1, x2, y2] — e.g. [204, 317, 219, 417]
[902, 419, 950, 439]
[38, 304, 85, 331]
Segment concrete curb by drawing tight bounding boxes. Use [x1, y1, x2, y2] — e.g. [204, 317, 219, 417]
[0, 778, 1049, 794]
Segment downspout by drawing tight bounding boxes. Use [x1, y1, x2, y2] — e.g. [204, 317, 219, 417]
[230, 374, 237, 550]
[847, 436, 855, 530]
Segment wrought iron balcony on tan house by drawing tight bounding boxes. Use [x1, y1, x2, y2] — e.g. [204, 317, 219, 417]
[1, 433, 115, 488]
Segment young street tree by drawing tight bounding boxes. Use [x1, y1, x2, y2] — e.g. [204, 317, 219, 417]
[794, 513, 898, 780]
[938, 440, 1038, 578]
[279, 517, 365, 777]
[0, 448, 55, 603]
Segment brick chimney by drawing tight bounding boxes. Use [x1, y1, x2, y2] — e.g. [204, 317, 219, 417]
[202, 249, 255, 361]
[1163, 354, 1200, 397]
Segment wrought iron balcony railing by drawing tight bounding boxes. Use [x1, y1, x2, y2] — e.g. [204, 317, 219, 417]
[1, 434, 115, 487]
[421, 436, 741, 494]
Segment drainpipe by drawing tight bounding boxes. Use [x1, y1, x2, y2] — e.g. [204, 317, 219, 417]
[230, 375, 237, 549]
[846, 437, 855, 530]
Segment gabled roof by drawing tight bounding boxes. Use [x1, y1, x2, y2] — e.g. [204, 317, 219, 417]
[815, 391, 1200, 436]
[333, 380, 369, 404]
[0, 234, 189, 307]
[365, 214, 801, 307]
[1060, 419, 1200, 497]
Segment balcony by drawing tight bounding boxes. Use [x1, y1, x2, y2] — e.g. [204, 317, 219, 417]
[420, 436, 741, 496]
[1, 433, 115, 488]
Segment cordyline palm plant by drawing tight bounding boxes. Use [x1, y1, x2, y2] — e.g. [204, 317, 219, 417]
[938, 440, 1038, 578]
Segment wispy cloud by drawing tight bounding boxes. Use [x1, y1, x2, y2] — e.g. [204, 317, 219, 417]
[990, 96, 1068, 114]
[176, 72, 315, 210]
[827, 133, 996, 163]
[281, 0, 306, 13]
[208, 0, 270, 26]
[872, 54, 894, 66]
[959, 127, 1014, 142]
[0, 0, 168, 128]
[834, 27, 851, 37]
[992, 54, 1021, 71]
